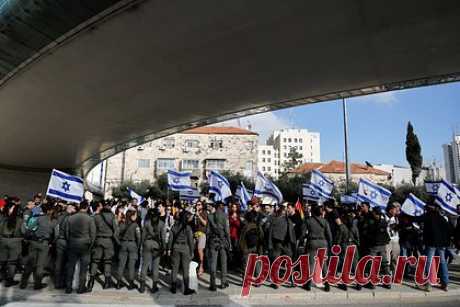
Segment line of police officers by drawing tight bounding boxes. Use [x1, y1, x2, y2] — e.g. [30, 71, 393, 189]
[0, 194, 457, 294]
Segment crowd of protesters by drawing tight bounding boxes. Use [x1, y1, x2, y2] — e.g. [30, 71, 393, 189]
[0, 192, 459, 295]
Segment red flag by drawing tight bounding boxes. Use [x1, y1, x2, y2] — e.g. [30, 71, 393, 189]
[295, 198, 304, 220]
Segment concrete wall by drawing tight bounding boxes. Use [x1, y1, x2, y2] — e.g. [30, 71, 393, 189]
[0, 168, 50, 201]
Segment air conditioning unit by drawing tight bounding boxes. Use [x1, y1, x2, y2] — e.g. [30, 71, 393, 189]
[159, 145, 166, 151]
[137, 146, 144, 151]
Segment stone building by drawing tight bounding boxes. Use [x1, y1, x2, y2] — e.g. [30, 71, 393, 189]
[102, 126, 258, 197]
[288, 160, 390, 185]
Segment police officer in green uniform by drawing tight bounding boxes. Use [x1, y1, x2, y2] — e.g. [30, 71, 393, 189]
[0, 201, 23, 287]
[88, 201, 119, 291]
[64, 201, 96, 294]
[20, 203, 55, 290]
[139, 208, 165, 293]
[167, 210, 195, 295]
[116, 208, 140, 290]
[207, 202, 231, 291]
[54, 203, 76, 289]
[303, 203, 332, 292]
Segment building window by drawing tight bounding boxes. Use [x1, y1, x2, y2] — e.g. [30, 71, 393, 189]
[157, 158, 175, 170]
[294, 138, 298, 143]
[262, 166, 266, 171]
[288, 138, 292, 142]
[262, 150, 266, 155]
[246, 160, 253, 171]
[206, 159, 225, 170]
[283, 145, 287, 150]
[181, 159, 199, 170]
[268, 150, 271, 155]
[283, 138, 287, 143]
[267, 158, 271, 162]
[138, 159, 150, 168]
[299, 138, 303, 143]
[162, 137, 175, 148]
[268, 167, 271, 171]
[209, 138, 223, 149]
[185, 139, 200, 148]
[300, 146, 303, 150]
[284, 153, 287, 157]
[262, 158, 265, 162]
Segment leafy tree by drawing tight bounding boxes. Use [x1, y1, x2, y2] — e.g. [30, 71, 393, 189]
[274, 174, 309, 202]
[281, 147, 303, 175]
[405, 121, 423, 186]
[111, 180, 151, 199]
[220, 170, 254, 193]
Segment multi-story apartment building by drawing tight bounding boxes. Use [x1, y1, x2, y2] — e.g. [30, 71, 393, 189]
[262, 128, 320, 177]
[443, 134, 460, 183]
[94, 126, 258, 197]
[257, 145, 277, 178]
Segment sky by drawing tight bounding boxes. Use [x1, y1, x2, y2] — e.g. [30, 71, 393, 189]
[220, 82, 460, 167]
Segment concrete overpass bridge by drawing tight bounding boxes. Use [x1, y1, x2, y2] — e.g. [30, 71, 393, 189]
[1, 0, 460, 199]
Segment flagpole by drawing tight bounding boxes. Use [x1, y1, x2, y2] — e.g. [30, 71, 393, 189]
[342, 97, 351, 194]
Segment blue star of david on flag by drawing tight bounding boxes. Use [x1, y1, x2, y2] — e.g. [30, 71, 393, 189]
[434, 180, 459, 216]
[370, 191, 378, 199]
[310, 170, 334, 199]
[62, 181, 70, 192]
[446, 192, 453, 202]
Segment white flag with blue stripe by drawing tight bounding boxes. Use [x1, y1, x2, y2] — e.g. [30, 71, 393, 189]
[310, 169, 334, 198]
[179, 188, 200, 202]
[425, 181, 441, 195]
[236, 182, 252, 211]
[46, 169, 84, 204]
[435, 180, 459, 216]
[401, 193, 425, 216]
[208, 170, 232, 202]
[254, 171, 283, 205]
[167, 170, 193, 192]
[302, 183, 320, 201]
[357, 178, 391, 208]
[127, 187, 145, 204]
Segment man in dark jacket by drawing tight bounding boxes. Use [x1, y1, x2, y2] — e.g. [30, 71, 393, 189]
[64, 201, 96, 294]
[20, 203, 55, 290]
[88, 201, 119, 291]
[303, 203, 332, 292]
[207, 202, 231, 291]
[367, 208, 391, 289]
[420, 201, 452, 291]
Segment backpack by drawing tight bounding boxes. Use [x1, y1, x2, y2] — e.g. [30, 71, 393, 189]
[245, 226, 259, 249]
[24, 215, 39, 240]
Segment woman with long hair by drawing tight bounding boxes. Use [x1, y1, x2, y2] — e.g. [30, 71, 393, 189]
[0, 201, 23, 287]
[116, 208, 140, 290]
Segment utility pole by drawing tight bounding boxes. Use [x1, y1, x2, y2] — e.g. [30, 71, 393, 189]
[342, 98, 351, 194]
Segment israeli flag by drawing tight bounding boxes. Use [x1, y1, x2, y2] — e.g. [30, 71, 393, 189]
[236, 182, 252, 211]
[208, 170, 232, 201]
[340, 193, 358, 205]
[302, 184, 320, 201]
[357, 178, 391, 208]
[179, 188, 200, 202]
[401, 193, 425, 216]
[435, 180, 459, 216]
[127, 187, 145, 204]
[167, 170, 193, 192]
[254, 171, 283, 205]
[310, 169, 334, 198]
[46, 169, 84, 204]
[425, 181, 441, 195]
